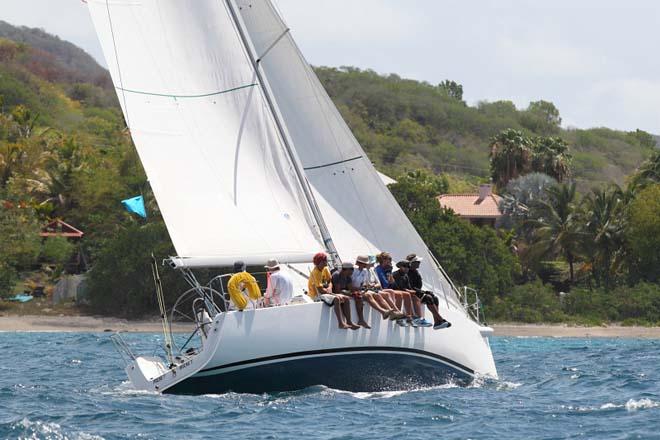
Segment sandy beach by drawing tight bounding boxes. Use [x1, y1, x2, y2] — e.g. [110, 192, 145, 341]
[0, 314, 659, 337]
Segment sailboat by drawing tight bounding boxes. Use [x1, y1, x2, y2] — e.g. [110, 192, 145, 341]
[89, 0, 497, 394]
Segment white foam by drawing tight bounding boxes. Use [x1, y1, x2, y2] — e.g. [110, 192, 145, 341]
[16, 418, 105, 440]
[625, 398, 660, 411]
[600, 403, 619, 409]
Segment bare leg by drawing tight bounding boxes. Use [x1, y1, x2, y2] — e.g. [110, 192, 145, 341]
[399, 291, 414, 318]
[411, 295, 423, 317]
[380, 289, 400, 311]
[394, 292, 403, 310]
[354, 295, 371, 329]
[427, 302, 444, 324]
[333, 298, 349, 329]
[340, 297, 359, 330]
[372, 294, 394, 315]
[364, 292, 390, 316]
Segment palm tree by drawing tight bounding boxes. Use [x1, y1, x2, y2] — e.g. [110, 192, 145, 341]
[526, 182, 582, 283]
[531, 136, 571, 182]
[632, 150, 660, 188]
[0, 142, 27, 187]
[489, 129, 532, 188]
[582, 185, 627, 287]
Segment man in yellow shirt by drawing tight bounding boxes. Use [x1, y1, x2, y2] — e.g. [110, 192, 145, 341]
[227, 261, 261, 311]
[308, 252, 332, 299]
[307, 252, 358, 330]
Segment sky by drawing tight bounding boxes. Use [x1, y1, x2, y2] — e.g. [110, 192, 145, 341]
[2, 0, 659, 134]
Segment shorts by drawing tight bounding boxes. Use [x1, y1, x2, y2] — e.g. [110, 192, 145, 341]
[414, 289, 439, 306]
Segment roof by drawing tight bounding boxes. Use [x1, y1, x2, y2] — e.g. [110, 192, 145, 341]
[437, 193, 503, 218]
[40, 219, 84, 238]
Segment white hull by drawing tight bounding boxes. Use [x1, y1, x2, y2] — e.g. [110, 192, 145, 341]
[125, 301, 497, 394]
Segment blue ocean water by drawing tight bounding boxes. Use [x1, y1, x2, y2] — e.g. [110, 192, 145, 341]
[0, 333, 659, 440]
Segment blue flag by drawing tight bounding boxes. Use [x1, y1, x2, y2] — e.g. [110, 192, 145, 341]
[121, 195, 147, 218]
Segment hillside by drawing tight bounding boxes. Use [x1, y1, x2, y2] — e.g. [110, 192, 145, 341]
[0, 20, 111, 89]
[315, 67, 656, 190]
[0, 20, 654, 190]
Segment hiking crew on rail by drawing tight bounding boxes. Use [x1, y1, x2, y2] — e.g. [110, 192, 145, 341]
[227, 251, 451, 330]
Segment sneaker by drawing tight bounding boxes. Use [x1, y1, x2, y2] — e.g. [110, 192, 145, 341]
[417, 318, 433, 328]
[433, 320, 451, 330]
[410, 318, 421, 328]
[396, 318, 409, 327]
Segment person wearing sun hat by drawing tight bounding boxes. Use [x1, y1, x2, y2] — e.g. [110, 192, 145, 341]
[263, 258, 293, 306]
[405, 253, 451, 330]
[352, 255, 400, 322]
[332, 261, 368, 329]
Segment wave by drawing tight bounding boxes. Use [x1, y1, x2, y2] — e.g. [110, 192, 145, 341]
[563, 398, 660, 413]
[12, 418, 105, 440]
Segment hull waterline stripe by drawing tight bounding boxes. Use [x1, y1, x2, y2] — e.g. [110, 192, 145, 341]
[199, 346, 475, 375]
[114, 83, 258, 99]
[303, 155, 363, 171]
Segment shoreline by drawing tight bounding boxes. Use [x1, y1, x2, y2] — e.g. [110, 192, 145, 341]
[1, 315, 660, 337]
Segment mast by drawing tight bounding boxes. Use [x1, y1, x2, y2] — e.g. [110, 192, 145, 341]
[225, 0, 341, 265]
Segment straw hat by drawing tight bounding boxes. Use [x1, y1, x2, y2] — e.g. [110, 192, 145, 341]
[355, 255, 370, 265]
[264, 259, 280, 270]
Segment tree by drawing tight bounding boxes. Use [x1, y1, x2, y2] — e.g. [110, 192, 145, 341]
[389, 169, 448, 219]
[531, 136, 571, 182]
[521, 100, 562, 134]
[582, 185, 627, 287]
[499, 172, 557, 230]
[87, 222, 183, 317]
[438, 80, 464, 102]
[627, 129, 657, 149]
[632, 150, 660, 188]
[526, 182, 582, 283]
[489, 129, 532, 188]
[0, 199, 41, 294]
[626, 184, 660, 283]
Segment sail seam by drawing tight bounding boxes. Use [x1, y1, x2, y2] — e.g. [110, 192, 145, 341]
[303, 155, 363, 171]
[114, 83, 258, 99]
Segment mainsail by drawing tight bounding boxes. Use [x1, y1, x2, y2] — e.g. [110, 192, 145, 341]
[87, 0, 323, 266]
[235, 0, 460, 304]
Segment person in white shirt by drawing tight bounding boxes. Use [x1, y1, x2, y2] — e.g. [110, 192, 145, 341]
[352, 255, 399, 322]
[264, 259, 293, 306]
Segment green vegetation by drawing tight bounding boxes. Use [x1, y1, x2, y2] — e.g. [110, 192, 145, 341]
[0, 23, 658, 322]
[316, 66, 655, 190]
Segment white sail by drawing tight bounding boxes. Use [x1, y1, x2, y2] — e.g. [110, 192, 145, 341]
[236, 0, 460, 304]
[86, 0, 323, 265]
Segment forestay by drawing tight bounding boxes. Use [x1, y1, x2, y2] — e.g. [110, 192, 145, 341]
[236, 0, 460, 305]
[87, 0, 323, 266]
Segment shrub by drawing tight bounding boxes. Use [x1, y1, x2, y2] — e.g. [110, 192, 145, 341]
[41, 236, 75, 265]
[87, 222, 185, 318]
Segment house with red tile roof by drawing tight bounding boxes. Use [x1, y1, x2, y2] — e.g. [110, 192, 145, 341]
[437, 184, 502, 227]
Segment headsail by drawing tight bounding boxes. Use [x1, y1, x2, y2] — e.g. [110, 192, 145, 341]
[236, 0, 460, 304]
[87, 0, 323, 266]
